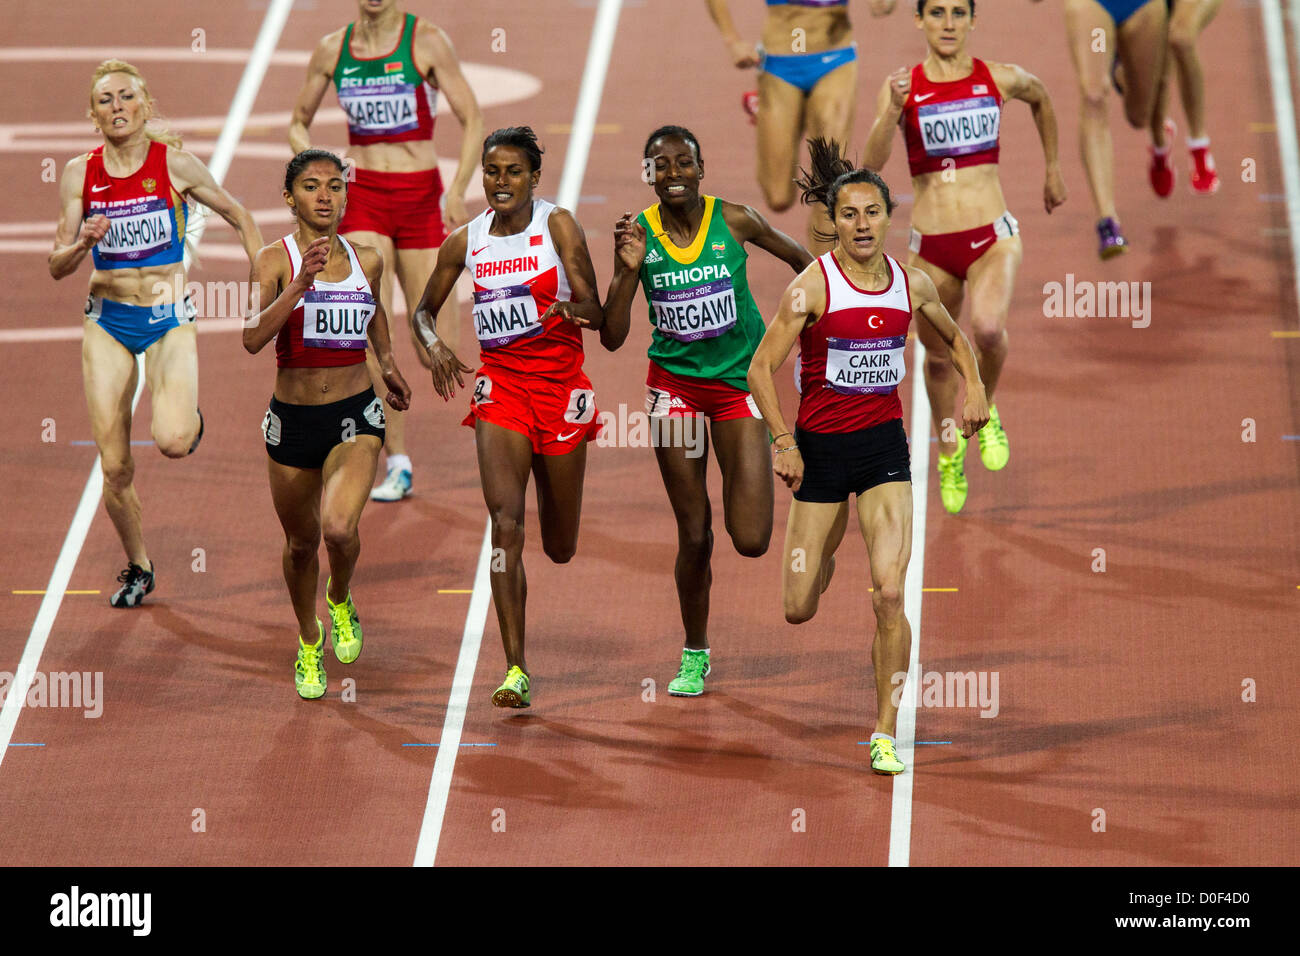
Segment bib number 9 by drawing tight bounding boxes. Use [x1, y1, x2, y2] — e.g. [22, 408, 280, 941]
[565, 388, 596, 424]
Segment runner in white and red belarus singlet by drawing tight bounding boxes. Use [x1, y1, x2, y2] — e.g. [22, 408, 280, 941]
[408, 128, 609, 712]
[746, 139, 989, 776]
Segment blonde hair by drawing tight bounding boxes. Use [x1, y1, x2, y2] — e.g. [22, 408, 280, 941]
[87, 59, 183, 149]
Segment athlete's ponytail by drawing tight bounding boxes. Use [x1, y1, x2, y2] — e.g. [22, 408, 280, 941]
[795, 138, 897, 242]
[87, 59, 183, 150]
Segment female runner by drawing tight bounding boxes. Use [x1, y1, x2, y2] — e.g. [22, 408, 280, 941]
[747, 139, 988, 774]
[863, 0, 1065, 515]
[410, 128, 608, 709]
[290, 0, 483, 502]
[705, 0, 897, 249]
[603, 125, 812, 697]
[1147, 0, 1221, 196]
[244, 150, 412, 700]
[49, 59, 262, 607]
[1039, 0, 1168, 256]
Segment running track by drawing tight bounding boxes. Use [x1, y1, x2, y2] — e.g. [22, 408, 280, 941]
[0, 0, 1296, 866]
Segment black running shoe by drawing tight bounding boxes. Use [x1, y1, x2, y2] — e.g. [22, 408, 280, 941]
[187, 408, 204, 455]
[110, 563, 155, 608]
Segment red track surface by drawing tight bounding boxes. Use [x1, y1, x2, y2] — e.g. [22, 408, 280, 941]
[0, 0, 1296, 866]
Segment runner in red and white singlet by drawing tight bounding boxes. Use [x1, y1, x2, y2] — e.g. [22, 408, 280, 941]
[410, 127, 611, 711]
[747, 138, 989, 776]
[245, 150, 412, 700]
[863, 0, 1065, 515]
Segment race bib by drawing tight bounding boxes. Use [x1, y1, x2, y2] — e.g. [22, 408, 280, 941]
[339, 82, 420, 136]
[302, 289, 373, 349]
[89, 197, 174, 262]
[564, 388, 596, 425]
[826, 335, 907, 395]
[918, 96, 1000, 159]
[473, 285, 543, 348]
[650, 279, 738, 342]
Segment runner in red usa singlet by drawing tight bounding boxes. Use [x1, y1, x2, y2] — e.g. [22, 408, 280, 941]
[862, 0, 1066, 515]
[408, 127, 612, 712]
[747, 138, 989, 776]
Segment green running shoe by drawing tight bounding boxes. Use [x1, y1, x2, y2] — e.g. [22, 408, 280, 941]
[870, 736, 905, 775]
[492, 665, 530, 708]
[668, 648, 712, 697]
[326, 578, 363, 664]
[937, 433, 968, 515]
[295, 621, 327, 700]
[977, 403, 1009, 471]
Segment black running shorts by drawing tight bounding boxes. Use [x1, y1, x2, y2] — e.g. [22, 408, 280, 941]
[262, 388, 386, 469]
[792, 417, 911, 503]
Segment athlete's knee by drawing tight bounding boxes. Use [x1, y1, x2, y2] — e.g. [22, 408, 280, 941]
[1169, 22, 1199, 59]
[871, 581, 904, 619]
[677, 522, 713, 562]
[761, 180, 796, 213]
[542, 535, 577, 564]
[285, 534, 319, 566]
[784, 594, 817, 625]
[1079, 84, 1108, 116]
[970, 318, 1006, 353]
[100, 454, 134, 491]
[321, 517, 358, 553]
[727, 523, 770, 559]
[154, 433, 191, 459]
[924, 352, 954, 381]
[490, 509, 525, 548]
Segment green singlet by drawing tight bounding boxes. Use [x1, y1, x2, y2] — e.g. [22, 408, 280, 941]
[637, 195, 765, 391]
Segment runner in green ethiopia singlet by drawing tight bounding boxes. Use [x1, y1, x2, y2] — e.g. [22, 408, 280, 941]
[637, 195, 765, 391]
[332, 13, 437, 144]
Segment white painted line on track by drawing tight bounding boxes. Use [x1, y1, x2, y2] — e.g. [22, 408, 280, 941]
[0, 0, 296, 774]
[1264, 0, 1300, 321]
[888, 341, 932, 868]
[412, 0, 625, 868]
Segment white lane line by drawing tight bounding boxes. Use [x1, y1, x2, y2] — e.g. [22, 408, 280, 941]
[888, 340, 932, 868]
[412, 0, 625, 868]
[1264, 0, 1300, 321]
[0, 0, 296, 774]
[412, 521, 492, 867]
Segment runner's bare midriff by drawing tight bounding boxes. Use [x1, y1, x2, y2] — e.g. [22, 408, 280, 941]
[911, 164, 1008, 235]
[761, 5, 851, 56]
[346, 137, 440, 174]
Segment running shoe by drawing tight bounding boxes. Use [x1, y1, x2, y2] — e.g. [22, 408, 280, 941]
[370, 467, 412, 502]
[976, 403, 1009, 471]
[187, 408, 204, 455]
[1190, 146, 1220, 194]
[668, 648, 712, 697]
[492, 665, 530, 708]
[741, 90, 759, 125]
[295, 622, 327, 700]
[870, 736, 905, 775]
[936, 433, 968, 515]
[1097, 217, 1128, 260]
[109, 562, 155, 608]
[1149, 119, 1176, 198]
[326, 579, 363, 664]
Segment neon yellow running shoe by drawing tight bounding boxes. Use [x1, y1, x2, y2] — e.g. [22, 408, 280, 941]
[977, 403, 1010, 472]
[491, 665, 530, 708]
[870, 736, 905, 775]
[326, 579, 363, 664]
[295, 621, 326, 700]
[937, 433, 968, 515]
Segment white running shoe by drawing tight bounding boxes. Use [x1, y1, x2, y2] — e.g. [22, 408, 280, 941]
[369, 467, 412, 502]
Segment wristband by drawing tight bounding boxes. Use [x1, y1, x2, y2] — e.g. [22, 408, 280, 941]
[769, 431, 792, 446]
[774, 444, 799, 455]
